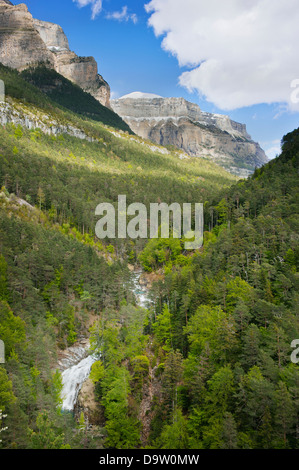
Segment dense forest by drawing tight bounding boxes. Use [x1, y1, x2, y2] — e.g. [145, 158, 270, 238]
[0, 64, 298, 450]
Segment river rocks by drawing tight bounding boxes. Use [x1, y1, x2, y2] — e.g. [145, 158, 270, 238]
[0, 1, 110, 107]
[57, 340, 90, 372]
[111, 94, 268, 177]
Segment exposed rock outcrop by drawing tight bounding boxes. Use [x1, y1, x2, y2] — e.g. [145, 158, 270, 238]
[33, 18, 70, 52]
[75, 378, 104, 426]
[0, 2, 54, 70]
[111, 93, 268, 177]
[0, 1, 110, 107]
[0, 99, 96, 141]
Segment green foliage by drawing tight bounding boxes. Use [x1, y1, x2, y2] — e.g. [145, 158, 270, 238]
[28, 412, 70, 449]
[0, 367, 16, 411]
[89, 360, 105, 384]
[139, 237, 189, 272]
[89, 305, 149, 448]
[0, 57, 299, 449]
[131, 355, 150, 383]
[184, 305, 236, 362]
[0, 301, 26, 358]
[21, 66, 132, 133]
[152, 305, 172, 352]
[0, 255, 9, 302]
[51, 370, 63, 408]
[159, 408, 189, 449]
[146, 127, 299, 449]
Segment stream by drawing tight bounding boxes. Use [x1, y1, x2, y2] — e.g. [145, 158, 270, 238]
[130, 269, 151, 308]
[59, 268, 151, 412]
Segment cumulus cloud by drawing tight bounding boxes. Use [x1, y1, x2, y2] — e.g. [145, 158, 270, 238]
[106, 6, 138, 24]
[73, 0, 103, 20]
[262, 140, 282, 159]
[145, 0, 299, 110]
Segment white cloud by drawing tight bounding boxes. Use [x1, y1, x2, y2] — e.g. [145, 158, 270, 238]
[106, 6, 138, 24]
[73, 1, 137, 23]
[73, 0, 103, 20]
[110, 90, 120, 100]
[261, 139, 282, 159]
[145, 0, 299, 111]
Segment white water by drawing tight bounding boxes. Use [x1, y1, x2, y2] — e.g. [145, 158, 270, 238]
[61, 353, 97, 411]
[59, 269, 150, 411]
[131, 270, 151, 308]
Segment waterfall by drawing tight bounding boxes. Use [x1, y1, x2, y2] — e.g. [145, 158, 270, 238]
[59, 342, 97, 412]
[61, 354, 96, 411]
[59, 268, 150, 411]
[131, 269, 151, 308]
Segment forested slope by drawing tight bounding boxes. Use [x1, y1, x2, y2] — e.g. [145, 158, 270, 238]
[0, 61, 298, 450]
[0, 64, 237, 449]
[0, 64, 132, 133]
[140, 128, 299, 449]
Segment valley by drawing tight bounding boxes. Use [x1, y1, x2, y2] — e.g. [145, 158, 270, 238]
[0, 0, 298, 452]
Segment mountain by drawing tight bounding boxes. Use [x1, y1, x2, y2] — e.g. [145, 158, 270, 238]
[0, 63, 131, 133]
[111, 93, 268, 177]
[0, 62, 236, 236]
[20, 65, 132, 132]
[0, 1, 298, 453]
[0, 0, 110, 107]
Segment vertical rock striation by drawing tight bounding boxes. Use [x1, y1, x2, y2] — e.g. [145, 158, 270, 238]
[0, 2, 54, 70]
[0, 1, 110, 107]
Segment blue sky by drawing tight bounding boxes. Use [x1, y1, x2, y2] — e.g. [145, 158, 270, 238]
[14, 0, 299, 159]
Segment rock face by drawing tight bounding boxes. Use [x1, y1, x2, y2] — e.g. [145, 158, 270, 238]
[0, 100, 97, 141]
[75, 378, 104, 426]
[0, 2, 54, 71]
[0, 1, 110, 107]
[33, 19, 70, 52]
[111, 93, 268, 177]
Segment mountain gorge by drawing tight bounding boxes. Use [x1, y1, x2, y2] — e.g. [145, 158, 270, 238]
[0, 0, 298, 453]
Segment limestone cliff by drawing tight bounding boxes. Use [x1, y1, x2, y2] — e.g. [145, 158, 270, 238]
[0, 1, 110, 107]
[0, 2, 54, 70]
[111, 93, 268, 177]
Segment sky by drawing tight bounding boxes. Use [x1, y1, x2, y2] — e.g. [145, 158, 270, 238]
[14, 0, 299, 159]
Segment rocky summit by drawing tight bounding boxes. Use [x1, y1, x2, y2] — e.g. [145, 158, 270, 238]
[111, 93, 268, 177]
[0, 1, 110, 107]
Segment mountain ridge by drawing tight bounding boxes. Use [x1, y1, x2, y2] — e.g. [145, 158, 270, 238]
[111, 94, 268, 177]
